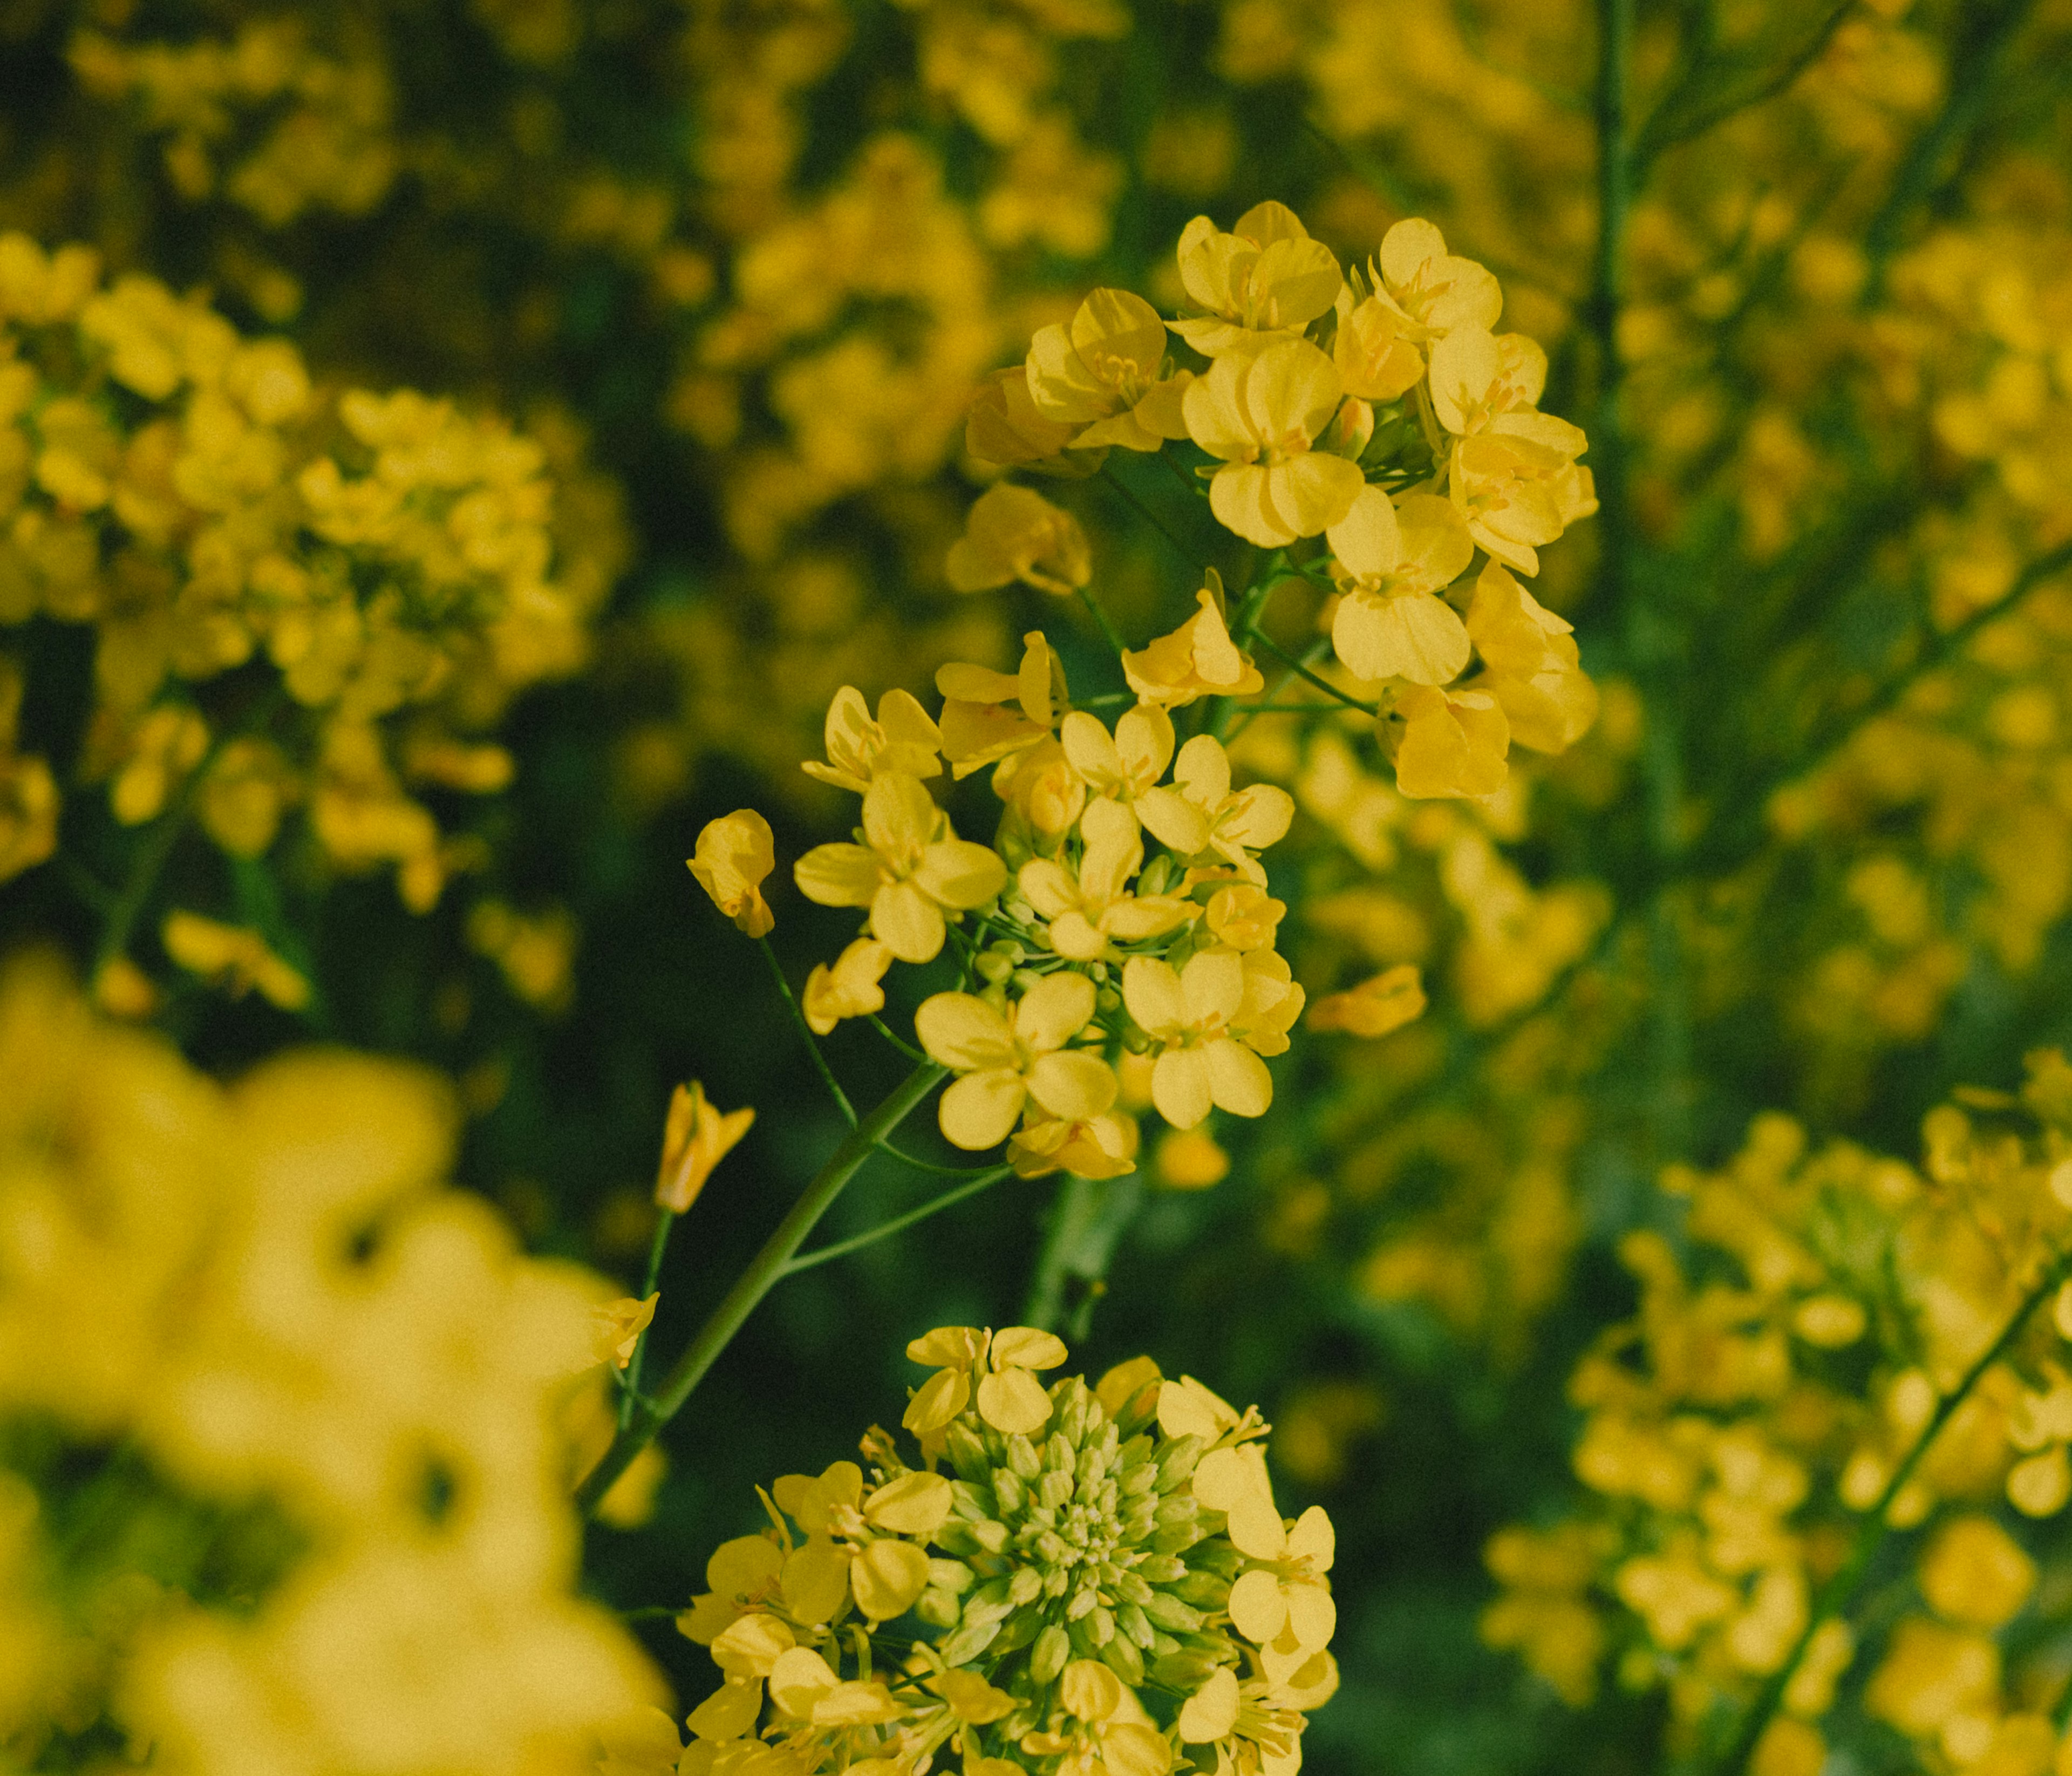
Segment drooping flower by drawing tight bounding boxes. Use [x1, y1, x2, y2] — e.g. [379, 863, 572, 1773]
[1121, 571, 1266, 707]
[1390, 684, 1510, 799]
[801, 937, 895, 1036]
[793, 773, 1006, 963]
[1466, 562, 1599, 752]
[945, 484, 1093, 596]
[1325, 487, 1474, 685]
[1182, 337, 1365, 547]
[595, 1294, 659, 1370]
[915, 973, 1117, 1151]
[689, 808, 778, 937]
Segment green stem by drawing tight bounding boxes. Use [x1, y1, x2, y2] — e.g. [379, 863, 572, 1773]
[1100, 466, 1198, 572]
[874, 1141, 1001, 1179]
[1713, 1243, 2072, 1776]
[760, 936, 856, 1125]
[96, 691, 283, 975]
[867, 1013, 929, 1065]
[616, 1208, 677, 1433]
[573, 1061, 945, 1517]
[1075, 584, 1132, 664]
[1021, 1171, 1144, 1336]
[1250, 634, 1378, 716]
[786, 1165, 1013, 1274]
[1223, 637, 1334, 740]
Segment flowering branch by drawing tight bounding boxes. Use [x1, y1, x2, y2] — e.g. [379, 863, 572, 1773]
[575, 1059, 947, 1517]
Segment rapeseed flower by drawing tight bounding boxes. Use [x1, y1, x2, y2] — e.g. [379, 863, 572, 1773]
[690, 809, 779, 937]
[655, 1080, 756, 1212]
[916, 974, 1117, 1150]
[1182, 337, 1364, 547]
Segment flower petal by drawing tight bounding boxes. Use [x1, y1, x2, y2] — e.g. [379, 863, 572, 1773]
[977, 1366, 1054, 1434]
[938, 1069, 1028, 1150]
[915, 992, 1018, 1072]
[1014, 971, 1097, 1051]
[1027, 1049, 1119, 1121]
[1151, 1048, 1213, 1129]
[1229, 1568, 1290, 1644]
[1203, 1038, 1273, 1118]
[915, 839, 1008, 910]
[794, 842, 881, 908]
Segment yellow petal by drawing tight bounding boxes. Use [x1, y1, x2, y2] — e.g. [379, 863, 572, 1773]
[688, 1679, 762, 1743]
[1226, 1488, 1288, 1560]
[1014, 971, 1098, 1051]
[767, 1646, 840, 1718]
[852, 1538, 932, 1622]
[916, 992, 1018, 1072]
[1151, 1048, 1213, 1129]
[1027, 1050, 1119, 1122]
[865, 1471, 954, 1535]
[939, 1069, 1028, 1151]
[1229, 1568, 1289, 1644]
[992, 1326, 1069, 1370]
[977, 1365, 1054, 1434]
[902, 1365, 971, 1434]
[1284, 1581, 1338, 1651]
[1177, 1668, 1240, 1743]
[794, 842, 881, 909]
[1122, 955, 1188, 1037]
[872, 880, 946, 963]
[915, 838, 1008, 910]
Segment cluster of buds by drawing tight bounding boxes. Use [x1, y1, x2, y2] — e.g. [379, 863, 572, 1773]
[956, 201, 1597, 799]
[670, 1328, 1335, 1776]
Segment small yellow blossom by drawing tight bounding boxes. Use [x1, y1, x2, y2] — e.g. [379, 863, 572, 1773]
[793, 772, 1006, 962]
[159, 908, 311, 1010]
[1391, 685, 1510, 799]
[916, 972, 1116, 1149]
[1369, 219, 1502, 342]
[802, 686, 942, 793]
[0, 749, 59, 882]
[595, 1293, 658, 1370]
[1182, 336, 1365, 547]
[1917, 1516, 2036, 1629]
[1025, 287, 1191, 450]
[689, 809, 778, 938]
[1450, 423, 1596, 576]
[1121, 571, 1265, 707]
[1009, 1107, 1141, 1179]
[937, 631, 1069, 775]
[1059, 703, 1206, 850]
[655, 1080, 756, 1213]
[1308, 964, 1427, 1037]
[1019, 797, 1195, 960]
[1325, 488, 1475, 684]
[945, 483, 1093, 596]
[1467, 562, 1598, 752]
[1123, 950, 1275, 1128]
[1332, 284, 1423, 403]
[1170, 201, 1342, 357]
[904, 1325, 1068, 1436]
[1168, 733, 1297, 882]
[802, 937, 895, 1035]
[1155, 1128, 1230, 1190]
[1426, 328, 1551, 437]
[1205, 883, 1285, 952]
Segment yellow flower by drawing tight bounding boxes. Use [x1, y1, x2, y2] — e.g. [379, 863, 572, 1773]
[1008, 1107, 1141, 1179]
[1226, 1494, 1337, 1655]
[1154, 1128, 1230, 1190]
[1449, 421, 1596, 576]
[966, 365, 1100, 472]
[595, 1294, 658, 1370]
[1170, 201, 1342, 357]
[937, 631, 1070, 776]
[1025, 287, 1192, 451]
[689, 809, 778, 938]
[1018, 797, 1196, 961]
[1121, 571, 1265, 708]
[1122, 951, 1274, 1128]
[945, 484, 1093, 596]
[1426, 327, 1551, 437]
[1059, 703, 1207, 852]
[1232, 949, 1305, 1057]
[1331, 284, 1424, 403]
[655, 1080, 755, 1212]
[992, 736, 1089, 842]
[1391, 685, 1510, 799]
[1466, 562, 1599, 753]
[1917, 1515, 2036, 1629]
[1168, 734, 1296, 883]
[915, 972, 1117, 1149]
[1325, 487, 1474, 684]
[1308, 964, 1427, 1037]
[1182, 337, 1365, 547]
[1205, 883, 1285, 952]
[802, 937, 895, 1036]
[1369, 219, 1501, 342]
[159, 908, 311, 1010]
[0, 749, 59, 883]
[793, 772, 1007, 963]
[802, 686, 942, 793]
[903, 1325, 1068, 1435]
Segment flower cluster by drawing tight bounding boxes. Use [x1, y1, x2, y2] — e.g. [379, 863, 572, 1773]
[1483, 1060, 2072, 1773]
[0, 955, 662, 1771]
[958, 201, 1597, 801]
[653, 1326, 1337, 1776]
[694, 632, 1311, 1170]
[0, 233, 614, 930]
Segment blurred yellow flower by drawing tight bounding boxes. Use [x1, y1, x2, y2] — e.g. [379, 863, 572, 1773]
[1391, 685, 1509, 799]
[1308, 963, 1428, 1037]
[945, 483, 1093, 595]
[160, 908, 311, 1010]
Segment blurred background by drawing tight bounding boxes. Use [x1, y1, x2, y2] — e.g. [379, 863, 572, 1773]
[4, 0, 2072, 1772]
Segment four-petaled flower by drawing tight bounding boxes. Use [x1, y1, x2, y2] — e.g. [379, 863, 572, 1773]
[1325, 487, 1475, 685]
[794, 772, 1006, 962]
[1026, 287, 1194, 451]
[917, 971, 1117, 1149]
[802, 686, 942, 793]
[1182, 337, 1365, 548]
[1122, 950, 1276, 1128]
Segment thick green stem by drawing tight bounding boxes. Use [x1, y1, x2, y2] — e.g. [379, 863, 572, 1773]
[574, 1061, 945, 1516]
[1021, 1171, 1144, 1336]
[1713, 1243, 2072, 1776]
